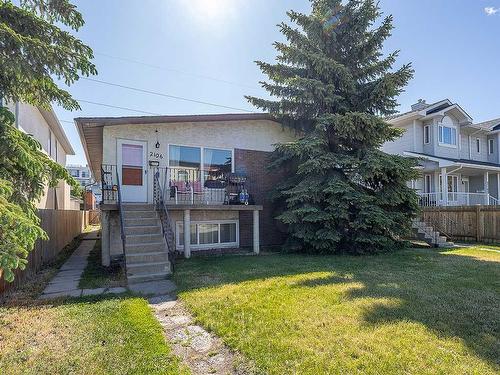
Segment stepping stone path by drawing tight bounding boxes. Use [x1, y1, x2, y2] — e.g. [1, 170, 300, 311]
[149, 294, 252, 375]
[39, 231, 127, 299]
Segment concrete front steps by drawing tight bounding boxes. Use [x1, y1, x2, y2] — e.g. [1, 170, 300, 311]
[123, 204, 171, 284]
[412, 219, 455, 248]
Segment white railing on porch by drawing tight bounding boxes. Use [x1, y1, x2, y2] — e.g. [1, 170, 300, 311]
[418, 192, 499, 207]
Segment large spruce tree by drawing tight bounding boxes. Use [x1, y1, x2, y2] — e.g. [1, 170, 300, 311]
[247, 0, 420, 254]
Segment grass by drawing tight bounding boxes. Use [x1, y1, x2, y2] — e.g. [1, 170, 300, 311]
[0, 296, 188, 374]
[1, 225, 187, 375]
[1, 226, 98, 303]
[79, 239, 127, 289]
[174, 245, 500, 374]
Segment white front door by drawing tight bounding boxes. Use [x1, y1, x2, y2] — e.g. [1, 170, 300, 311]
[117, 139, 148, 202]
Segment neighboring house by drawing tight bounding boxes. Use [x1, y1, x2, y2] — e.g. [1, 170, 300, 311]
[383, 99, 500, 207]
[66, 164, 102, 203]
[76, 113, 295, 279]
[6, 102, 79, 210]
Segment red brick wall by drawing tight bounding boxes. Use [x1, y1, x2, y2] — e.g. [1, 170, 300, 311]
[234, 149, 286, 247]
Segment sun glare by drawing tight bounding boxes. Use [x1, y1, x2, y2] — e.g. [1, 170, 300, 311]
[184, 0, 240, 23]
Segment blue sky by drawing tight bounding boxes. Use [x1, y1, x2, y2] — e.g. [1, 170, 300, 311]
[57, 0, 500, 165]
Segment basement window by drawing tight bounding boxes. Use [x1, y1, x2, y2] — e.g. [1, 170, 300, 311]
[176, 220, 238, 249]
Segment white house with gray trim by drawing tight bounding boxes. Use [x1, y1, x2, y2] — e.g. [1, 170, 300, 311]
[383, 99, 500, 206]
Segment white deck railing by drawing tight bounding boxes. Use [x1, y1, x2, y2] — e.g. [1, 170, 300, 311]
[418, 192, 499, 207]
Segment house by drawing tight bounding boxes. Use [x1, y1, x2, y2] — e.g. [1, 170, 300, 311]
[384, 99, 500, 207]
[66, 164, 102, 203]
[6, 102, 80, 210]
[75, 113, 295, 283]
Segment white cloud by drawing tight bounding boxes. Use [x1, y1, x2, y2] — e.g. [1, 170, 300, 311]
[484, 6, 500, 16]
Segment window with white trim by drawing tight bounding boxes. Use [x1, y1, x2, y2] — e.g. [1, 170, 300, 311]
[438, 116, 457, 147]
[476, 138, 481, 153]
[168, 145, 234, 173]
[176, 220, 238, 249]
[423, 125, 430, 144]
[488, 139, 494, 154]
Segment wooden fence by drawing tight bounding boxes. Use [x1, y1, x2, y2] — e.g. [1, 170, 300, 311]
[0, 209, 99, 295]
[422, 206, 500, 243]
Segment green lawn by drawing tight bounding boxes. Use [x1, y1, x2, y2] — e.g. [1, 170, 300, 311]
[79, 239, 127, 289]
[174, 246, 500, 374]
[0, 296, 188, 374]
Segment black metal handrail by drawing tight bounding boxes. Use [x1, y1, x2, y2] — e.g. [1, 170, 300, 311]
[101, 164, 117, 202]
[115, 169, 127, 275]
[154, 168, 176, 271]
[153, 166, 252, 206]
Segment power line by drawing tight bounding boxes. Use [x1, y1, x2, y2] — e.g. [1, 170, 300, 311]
[95, 52, 260, 91]
[75, 99, 162, 115]
[80, 77, 255, 113]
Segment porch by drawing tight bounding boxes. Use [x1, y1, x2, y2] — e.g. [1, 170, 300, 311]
[407, 153, 500, 207]
[99, 164, 263, 266]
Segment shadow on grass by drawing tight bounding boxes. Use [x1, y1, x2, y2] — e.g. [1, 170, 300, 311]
[174, 247, 500, 369]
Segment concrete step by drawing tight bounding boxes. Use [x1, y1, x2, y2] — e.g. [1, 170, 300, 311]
[122, 204, 156, 211]
[127, 271, 170, 284]
[124, 218, 160, 227]
[126, 251, 168, 263]
[125, 226, 162, 235]
[126, 233, 164, 244]
[126, 242, 166, 254]
[123, 210, 158, 219]
[127, 261, 171, 276]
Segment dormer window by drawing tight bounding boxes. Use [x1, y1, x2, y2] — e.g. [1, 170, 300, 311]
[438, 116, 457, 147]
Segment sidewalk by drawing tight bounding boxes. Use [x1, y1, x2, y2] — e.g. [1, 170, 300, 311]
[39, 231, 126, 299]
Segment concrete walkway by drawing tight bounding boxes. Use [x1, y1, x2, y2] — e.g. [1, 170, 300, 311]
[39, 230, 177, 300]
[39, 231, 126, 299]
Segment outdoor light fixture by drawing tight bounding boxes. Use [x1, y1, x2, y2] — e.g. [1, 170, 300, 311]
[155, 129, 160, 148]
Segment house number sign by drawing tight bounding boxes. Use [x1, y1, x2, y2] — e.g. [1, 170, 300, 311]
[149, 151, 164, 159]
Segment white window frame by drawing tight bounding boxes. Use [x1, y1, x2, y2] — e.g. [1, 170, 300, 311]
[423, 125, 430, 145]
[176, 220, 239, 250]
[168, 144, 235, 173]
[424, 174, 432, 193]
[488, 139, 494, 155]
[476, 138, 481, 154]
[438, 124, 457, 148]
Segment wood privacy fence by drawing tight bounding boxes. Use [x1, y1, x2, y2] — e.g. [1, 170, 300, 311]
[0, 209, 99, 295]
[421, 206, 500, 243]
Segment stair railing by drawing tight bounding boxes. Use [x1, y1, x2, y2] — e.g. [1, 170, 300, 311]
[423, 212, 458, 241]
[153, 168, 176, 271]
[115, 169, 127, 275]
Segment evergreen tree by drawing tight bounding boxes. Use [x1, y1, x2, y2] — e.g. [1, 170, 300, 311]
[0, 0, 95, 281]
[247, 0, 420, 254]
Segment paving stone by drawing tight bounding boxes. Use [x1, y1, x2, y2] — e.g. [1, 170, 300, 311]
[82, 288, 106, 296]
[40, 289, 82, 299]
[43, 282, 79, 294]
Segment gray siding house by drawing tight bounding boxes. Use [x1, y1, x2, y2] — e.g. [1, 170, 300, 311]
[383, 99, 500, 207]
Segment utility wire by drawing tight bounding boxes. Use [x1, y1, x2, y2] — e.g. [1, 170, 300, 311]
[75, 99, 162, 115]
[80, 77, 255, 113]
[95, 52, 260, 90]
